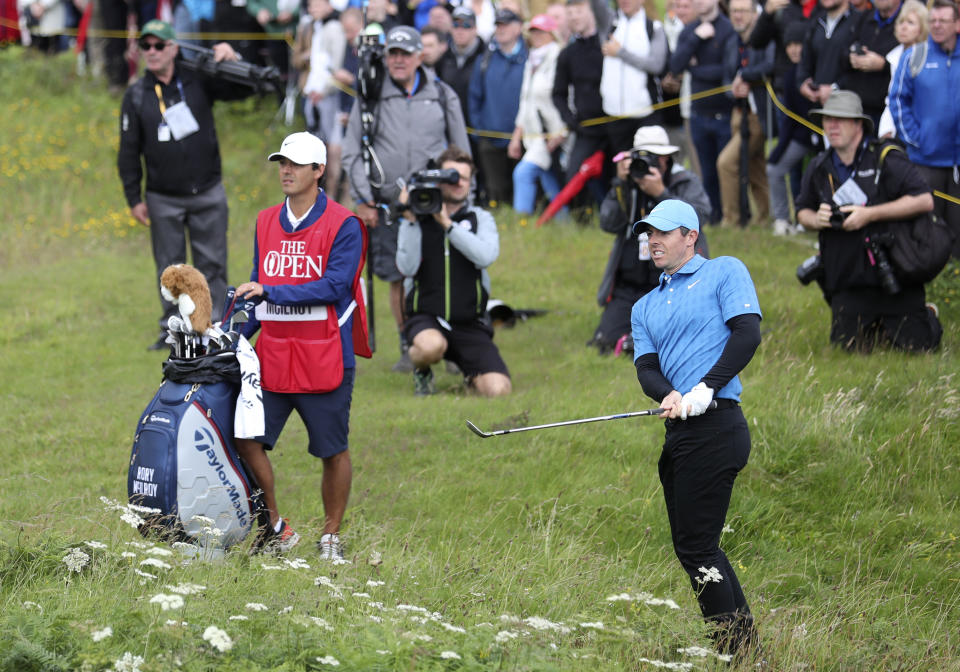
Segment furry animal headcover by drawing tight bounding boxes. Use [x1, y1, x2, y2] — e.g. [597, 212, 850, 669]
[160, 264, 213, 335]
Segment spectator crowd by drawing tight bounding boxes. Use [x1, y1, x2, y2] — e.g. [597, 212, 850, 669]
[4, 0, 957, 356]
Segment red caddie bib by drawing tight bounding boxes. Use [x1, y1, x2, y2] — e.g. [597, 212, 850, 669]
[254, 199, 369, 393]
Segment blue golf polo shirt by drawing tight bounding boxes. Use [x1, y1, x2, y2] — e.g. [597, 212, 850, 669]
[631, 254, 761, 402]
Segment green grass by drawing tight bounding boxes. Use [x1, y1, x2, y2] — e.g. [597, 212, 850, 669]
[1, 48, 959, 671]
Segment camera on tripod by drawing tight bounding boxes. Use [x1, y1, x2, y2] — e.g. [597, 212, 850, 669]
[406, 168, 462, 215]
[629, 149, 657, 180]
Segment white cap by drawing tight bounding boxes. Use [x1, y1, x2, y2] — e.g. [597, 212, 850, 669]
[632, 125, 680, 156]
[268, 132, 327, 165]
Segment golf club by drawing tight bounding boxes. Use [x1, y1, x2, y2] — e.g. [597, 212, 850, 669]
[465, 401, 718, 438]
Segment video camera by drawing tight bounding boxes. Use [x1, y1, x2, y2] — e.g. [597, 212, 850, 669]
[629, 149, 657, 180]
[176, 43, 282, 95]
[357, 31, 385, 104]
[406, 168, 461, 215]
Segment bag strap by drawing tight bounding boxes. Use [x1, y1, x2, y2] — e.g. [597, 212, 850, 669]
[908, 40, 928, 78]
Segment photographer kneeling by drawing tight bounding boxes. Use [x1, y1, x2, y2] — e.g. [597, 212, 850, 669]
[796, 90, 942, 352]
[589, 126, 712, 355]
[395, 146, 512, 396]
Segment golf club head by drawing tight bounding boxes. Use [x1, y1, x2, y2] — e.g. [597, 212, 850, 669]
[465, 421, 491, 438]
[167, 315, 186, 333]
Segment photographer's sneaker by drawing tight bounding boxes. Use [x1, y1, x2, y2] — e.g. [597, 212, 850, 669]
[317, 533, 344, 561]
[413, 367, 435, 396]
[772, 219, 795, 236]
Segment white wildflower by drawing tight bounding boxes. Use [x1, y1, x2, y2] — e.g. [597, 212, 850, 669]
[606, 593, 633, 602]
[62, 547, 90, 573]
[440, 651, 461, 660]
[397, 604, 429, 614]
[261, 564, 284, 570]
[149, 593, 185, 610]
[469, 591, 485, 597]
[368, 550, 383, 566]
[125, 541, 148, 549]
[140, 558, 171, 570]
[166, 583, 205, 595]
[316, 655, 340, 666]
[580, 622, 604, 629]
[414, 634, 433, 642]
[146, 547, 173, 557]
[120, 511, 145, 529]
[113, 652, 144, 672]
[121, 552, 137, 558]
[636, 657, 693, 670]
[524, 616, 571, 634]
[794, 622, 808, 638]
[278, 606, 293, 614]
[164, 620, 188, 627]
[229, 615, 249, 621]
[367, 601, 384, 610]
[677, 646, 713, 657]
[91, 626, 113, 642]
[190, 515, 215, 525]
[283, 557, 310, 569]
[376, 650, 391, 655]
[246, 602, 269, 611]
[441, 622, 466, 633]
[696, 566, 723, 584]
[85, 541, 107, 549]
[199, 525, 223, 538]
[203, 625, 233, 652]
[309, 617, 333, 630]
[330, 557, 352, 566]
[721, 524, 734, 533]
[352, 592, 371, 598]
[134, 569, 157, 579]
[22, 601, 43, 613]
[366, 580, 385, 587]
[127, 503, 160, 514]
[495, 630, 519, 643]
[369, 615, 383, 623]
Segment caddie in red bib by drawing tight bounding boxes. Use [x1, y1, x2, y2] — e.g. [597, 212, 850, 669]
[233, 132, 370, 561]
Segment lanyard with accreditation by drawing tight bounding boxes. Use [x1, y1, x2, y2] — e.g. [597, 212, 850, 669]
[155, 79, 200, 142]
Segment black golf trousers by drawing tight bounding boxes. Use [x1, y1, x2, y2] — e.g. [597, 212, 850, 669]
[659, 404, 751, 627]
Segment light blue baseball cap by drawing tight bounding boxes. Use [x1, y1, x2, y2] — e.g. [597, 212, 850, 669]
[632, 199, 699, 235]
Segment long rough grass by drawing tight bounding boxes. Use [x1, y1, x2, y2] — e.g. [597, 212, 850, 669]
[1, 48, 959, 671]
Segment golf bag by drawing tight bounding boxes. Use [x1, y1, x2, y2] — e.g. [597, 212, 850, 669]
[128, 374, 262, 549]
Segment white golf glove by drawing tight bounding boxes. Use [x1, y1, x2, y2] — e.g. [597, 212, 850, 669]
[680, 382, 714, 420]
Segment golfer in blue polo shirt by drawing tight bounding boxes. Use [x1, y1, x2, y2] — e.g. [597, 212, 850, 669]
[630, 199, 762, 660]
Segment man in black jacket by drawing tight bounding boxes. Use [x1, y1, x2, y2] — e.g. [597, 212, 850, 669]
[552, 0, 607, 198]
[841, 0, 902, 126]
[796, 90, 941, 351]
[117, 20, 245, 349]
[796, 0, 859, 105]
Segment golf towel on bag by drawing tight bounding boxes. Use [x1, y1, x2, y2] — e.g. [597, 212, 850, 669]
[128, 379, 260, 548]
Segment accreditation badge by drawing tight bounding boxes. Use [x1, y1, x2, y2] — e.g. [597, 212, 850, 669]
[832, 177, 868, 207]
[157, 122, 172, 142]
[164, 101, 200, 141]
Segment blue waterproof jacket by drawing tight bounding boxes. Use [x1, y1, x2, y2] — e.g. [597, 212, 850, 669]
[468, 40, 528, 148]
[889, 35, 960, 167]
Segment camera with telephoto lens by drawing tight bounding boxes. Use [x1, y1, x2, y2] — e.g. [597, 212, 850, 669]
[864, 232, 901, 295]
[629, 149, 656, 180]
[406, 168, 462, 215]
[829, 204, 849, 229]
[357, 32, 385, 103]
[796, 254, 824, 285]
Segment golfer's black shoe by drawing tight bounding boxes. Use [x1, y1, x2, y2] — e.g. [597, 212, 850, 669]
[147, 333, 168, 351]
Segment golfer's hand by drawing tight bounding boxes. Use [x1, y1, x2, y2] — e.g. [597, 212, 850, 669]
[236, 282, 265, 299]
[679, 382, 714, 420]
[660, 390, 683, 419]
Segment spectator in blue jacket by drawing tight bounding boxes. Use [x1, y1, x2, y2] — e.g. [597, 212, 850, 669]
[889, 0, 960, 256]
[669, 0, 736, 224]
[468, 8, 528, 205]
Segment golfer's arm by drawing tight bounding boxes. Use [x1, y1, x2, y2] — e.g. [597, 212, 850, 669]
[700, 313, 761, 391]
[635, 354, 675, 404]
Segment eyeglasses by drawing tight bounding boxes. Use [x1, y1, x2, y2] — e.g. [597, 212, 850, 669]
[139, 40, 168, 51]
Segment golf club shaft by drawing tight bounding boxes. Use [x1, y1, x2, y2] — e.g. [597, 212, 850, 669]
[465, 401, 719, 438]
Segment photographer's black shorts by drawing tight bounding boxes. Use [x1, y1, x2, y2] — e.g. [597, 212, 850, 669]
[403, 314, 510, 379]
[369, 210, 402, 282]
